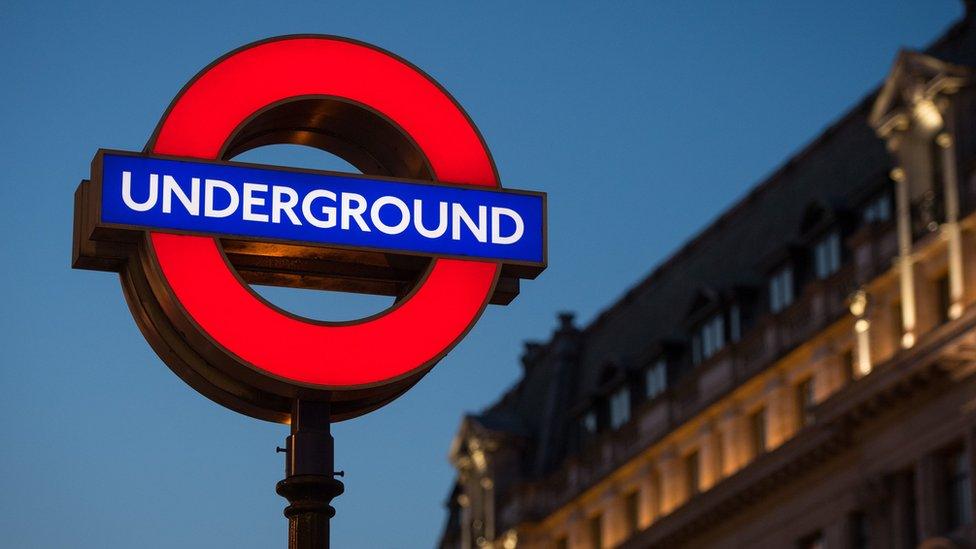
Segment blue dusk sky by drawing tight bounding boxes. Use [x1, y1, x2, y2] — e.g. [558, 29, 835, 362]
[0, 1, 963, 547]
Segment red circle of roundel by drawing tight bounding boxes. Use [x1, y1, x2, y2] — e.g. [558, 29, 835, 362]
[148, 37, 499, 388]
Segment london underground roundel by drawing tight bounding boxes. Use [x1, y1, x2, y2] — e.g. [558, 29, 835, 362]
[73, 36, 546, 422]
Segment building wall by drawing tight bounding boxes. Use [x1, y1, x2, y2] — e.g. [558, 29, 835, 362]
[442, 14, 976, 549]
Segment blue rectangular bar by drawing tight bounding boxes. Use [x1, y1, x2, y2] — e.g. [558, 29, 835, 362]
[98, 152, 545, 264]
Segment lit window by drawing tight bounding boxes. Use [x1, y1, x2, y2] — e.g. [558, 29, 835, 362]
[769, 265, 794, 313]
[645, 360, 667, 399]
[863, 193, 892, 223]
[685, 450, 701, 497]
[945, 446, 973, 531]
[609, 387, 631, 429]
[694, 313, 725, 364]
[750, 407, 767, 456]
[796, 378, 816, 428]
[813, 231, 841, 279]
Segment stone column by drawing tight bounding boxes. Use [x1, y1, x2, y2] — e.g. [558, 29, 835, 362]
[657, 448, 682, 514]
[637, 463, 659, 529]
[717, 409, 744, 475]
[850, 290, 873, 377]
[482, 477, 496, 543]
[599, 487, 623, 548]
[767, 378, 796, 449]
[697, 424, 723, 491]
[938, 126, 965, 320]
[566, 509, 585, 549]
[892, 165, 919, 349]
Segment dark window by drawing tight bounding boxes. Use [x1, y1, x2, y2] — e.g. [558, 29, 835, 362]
[694, 313, 725, 364]
[645, 359, 667, 399]
[624, 490, 640, 537]
[904, 469, 919, 545]
[609, 387, 630, 429]
[911, 141, 945, 236]
[945, 446, 973, 531]
[730, 304, 741, 342]
[796, 377, 816, 428]
[797, 531, 825, 549]
[589, 514, 603, 549]
[770, 265, 795, 313]
[892, 301, 903, 348]
[863, 193, 892, 224]
[814, 231, 841, 279]
[842, 348, 856, 381]
[750, 407, 768, 456]
[685, 451, 700, 497]
[931, 139, 946, 221]
[849, 511, 870, 549]
[582, 410, 598, 437]
[937, 274, 951, 325]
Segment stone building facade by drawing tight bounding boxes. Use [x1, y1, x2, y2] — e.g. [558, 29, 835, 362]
[440, 9, 976, 549]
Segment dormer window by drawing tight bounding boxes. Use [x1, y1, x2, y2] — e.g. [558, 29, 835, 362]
[645, 359, 667, 399]
[693, 313, 725, 365]
[863, 193, 892, 224]
[769, 265, 794, 313]
[609, 387, 631, 429]
[813, 231, 841, 279]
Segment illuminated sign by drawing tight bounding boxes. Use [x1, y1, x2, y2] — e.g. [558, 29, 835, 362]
[93, 150, 545, 264]
[72, 35, 547, 422]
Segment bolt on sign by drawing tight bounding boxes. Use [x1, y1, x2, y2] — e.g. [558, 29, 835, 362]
[73, 36, 546, 422]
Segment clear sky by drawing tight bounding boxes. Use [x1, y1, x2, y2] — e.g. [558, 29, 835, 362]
[0, 1, 963, 547]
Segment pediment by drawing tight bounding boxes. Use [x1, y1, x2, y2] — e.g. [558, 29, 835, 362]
[870, 50, 971, 134]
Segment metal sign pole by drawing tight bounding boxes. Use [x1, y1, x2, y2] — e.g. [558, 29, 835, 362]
[276, 399, 344, 549]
